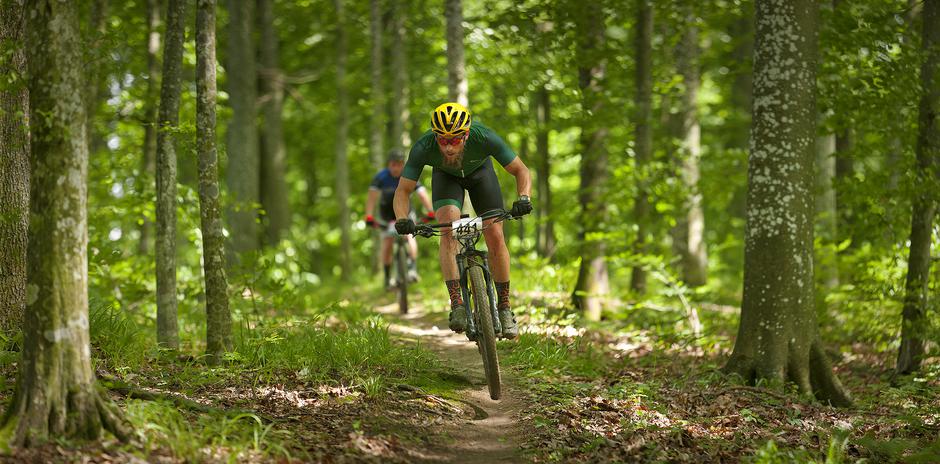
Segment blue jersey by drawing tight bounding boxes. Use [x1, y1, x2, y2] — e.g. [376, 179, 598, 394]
[369, 169, 424, 220]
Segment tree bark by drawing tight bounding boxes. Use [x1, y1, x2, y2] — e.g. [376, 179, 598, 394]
[226, 0, 260, 258]
[334, 0, 352, 278]
[571, 0, 609, 321]
[257, 0, 289, 246]
[85, 0, 108, 157]
[155, 0, 185, 350]
[724, 0, 851, 407]
[139, 0, 162, 255]
[445, 0, 467, 106]
[630, 0, 652, 295]
[535, 85, 555, 260]
[674, 6, 707, 287]
[197, 0, 232, 364]
[389, 0, 410, 150]
[1, 0, 131, 447]
[0, 0, 28, 336]
[897, 0, 939, 375]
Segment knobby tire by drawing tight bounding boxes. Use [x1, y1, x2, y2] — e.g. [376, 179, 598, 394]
[397, 241, 409, 314]
[469, 265, 500, 400]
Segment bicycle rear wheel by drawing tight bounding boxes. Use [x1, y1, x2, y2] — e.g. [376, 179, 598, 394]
[396, 241, 409, 314]
[469, 266, 500, 400]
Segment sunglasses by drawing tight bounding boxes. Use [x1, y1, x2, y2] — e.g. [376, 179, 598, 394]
[436, 134, 467, 146]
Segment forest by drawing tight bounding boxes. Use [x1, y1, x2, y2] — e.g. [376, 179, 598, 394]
[0, 0, 938, 462]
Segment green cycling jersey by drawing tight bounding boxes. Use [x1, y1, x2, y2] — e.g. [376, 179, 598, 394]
[403, 121, 517, 181]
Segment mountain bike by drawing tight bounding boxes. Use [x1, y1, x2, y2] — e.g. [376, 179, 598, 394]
[375, 219, 414, 314]
[414, 209, 518, 400]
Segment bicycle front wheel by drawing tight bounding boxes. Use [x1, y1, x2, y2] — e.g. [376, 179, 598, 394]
[469, 265, 500, 400]
[396, 241, 409, 314]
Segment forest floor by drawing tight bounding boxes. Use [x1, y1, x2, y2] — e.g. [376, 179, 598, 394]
[0, 287, 938, 463]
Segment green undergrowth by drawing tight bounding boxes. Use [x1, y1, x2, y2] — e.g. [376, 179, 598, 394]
[123, 399, 298, 462]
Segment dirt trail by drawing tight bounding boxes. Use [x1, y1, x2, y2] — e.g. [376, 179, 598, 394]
[377, 304, 528, 463]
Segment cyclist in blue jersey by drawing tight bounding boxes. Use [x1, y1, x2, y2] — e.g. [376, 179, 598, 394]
[365, 150, 434, 290]
[393, 102, 532, 339]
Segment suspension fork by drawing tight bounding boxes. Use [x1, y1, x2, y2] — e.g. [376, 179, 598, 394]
[458, 250, 502, 337]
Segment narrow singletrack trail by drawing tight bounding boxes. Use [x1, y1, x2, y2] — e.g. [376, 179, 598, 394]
[376, 303, 529, 463]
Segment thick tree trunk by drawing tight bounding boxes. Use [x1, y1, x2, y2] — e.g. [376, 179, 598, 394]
[226, 0, 260, 258]
[724, 0, 851, 407]
[630, 0, 652, 295]
[0, 1, 28, 336]
[334, 0, 352, 278]
[1, 0, 131, 447]
[197, 0, 232, 364]
[155, 0, 185, 350]
[139, 0, 161, 255]
[389, 0, 410, 150]
[572, 0, 609, 321]
[897, 0, 939, 375]
[816, 132, 839, 290]
[257, 0, 289, 246]
[674, 7, 707, 287]
[445, 0, 467, 106]
[535, 86, 555, 259]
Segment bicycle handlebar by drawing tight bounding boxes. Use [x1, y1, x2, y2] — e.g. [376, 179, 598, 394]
[413, 209, 517, 238]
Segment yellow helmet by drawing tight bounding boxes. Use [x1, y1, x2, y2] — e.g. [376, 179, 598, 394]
[430, 102, 471, 137]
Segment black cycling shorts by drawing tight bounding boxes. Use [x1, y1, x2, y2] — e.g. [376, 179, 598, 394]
[431, 158, 505, 213]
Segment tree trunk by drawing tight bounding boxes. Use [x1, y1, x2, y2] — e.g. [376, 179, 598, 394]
[389, 0, 410, 150]
[257, 0, 289, 246]
[155, 0, 185, 350]
[724, 0, 851, 407]
[369, 0, 385, 170]
[197, 0, 232, 364]
[674, 6, 707, 287]
[535, 85, 555, 260]
[815, 132, 838, 290]
[1, 0, 131, 446]
[139, 0, 161, 255]
[571, 0, 609, 321]
[334, 0, 351, 278]
[85, 0, 108, 157]
[897, 0, 939, 375]
[226, 0, 259, 258]
[630, 0, 652, 295]
[445, 0, 467, 106]
[0, 0, 28, 337]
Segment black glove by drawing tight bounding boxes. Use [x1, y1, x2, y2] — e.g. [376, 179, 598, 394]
[395, 218, 416, 235]
[510, 196, 533, 218]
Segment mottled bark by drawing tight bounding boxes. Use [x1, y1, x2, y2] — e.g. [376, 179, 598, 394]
[630, 0, 652, 294]
[0, 0, 28, 336]
[572, 1, 609, 321]
[815, 132, 838, 289]
[897, 0, 939, 375]
[334, 0, 351, 278]
[535, 86, 555, 259]
[197, 0, 232, 364]
[445, 0, 467, 106]
[139, 0, 162, 254]
[0, 0, 131, 447]
[724, 0, 851, 407]
[155, 0, 185, 350]
[226, 0, 260, 258]
[389, 0, 410, 149]
[674, 7, 707, 287]
[257, 0, 289, 246]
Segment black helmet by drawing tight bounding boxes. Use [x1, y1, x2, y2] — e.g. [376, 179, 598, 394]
[387, 149, 405, 163]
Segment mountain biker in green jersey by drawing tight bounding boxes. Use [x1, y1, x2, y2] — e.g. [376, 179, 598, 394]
[393, 102, 533, 339]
